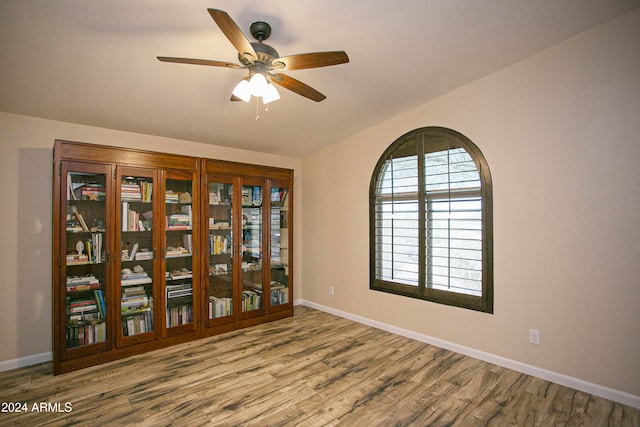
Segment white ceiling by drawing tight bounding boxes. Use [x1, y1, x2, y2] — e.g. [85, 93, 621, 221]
[1, 1, 638, 157]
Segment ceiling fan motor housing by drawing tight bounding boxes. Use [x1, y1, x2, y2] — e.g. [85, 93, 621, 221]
[250, 21, 271, 41]
[235, 21, 279, 66]
[239, 41, 279, 66]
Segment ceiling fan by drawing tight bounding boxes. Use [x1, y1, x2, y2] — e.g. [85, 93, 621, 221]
[157, 8, 349, 103]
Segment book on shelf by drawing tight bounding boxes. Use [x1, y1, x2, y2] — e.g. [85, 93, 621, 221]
[182, 234, 193, 254]
[166, 283, 193, 299]
[66, 319, 106, 348]
[165, 191, 179, 204]
[166, 304, 192, 327]
[209, 220, 230, 230]
[209, 234, 229, 255]
[94, 289, 106, 318]
[67, 274, 99, 285]
[121, 295, 149, 308]
[135, 249, 153, 260]
[270, 282, 289, 305]
[209, 263, 229, 275]
[209, 296, 233, 318]
[241, 289, 262, 311]
[122, 203, 152, 232]
[81, 184, 106, 200]
[166, 208, 191, 230]
[121, 268, 152, 286]
[121, 180, 152, 202]
[167, 268, 193, 280]
[66, 254, 89, 265]
[165, 246, 190, 257]
[121, 276, 152, 286]
[128, 243, 139, 261]
[73, 211, 89, 232]
[122, 311, 153, 336]
[66, 281, 100, 292]
[242, 187, 252, 206]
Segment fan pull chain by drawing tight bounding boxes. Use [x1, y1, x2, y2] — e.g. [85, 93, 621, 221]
[255, 98, 270, 120]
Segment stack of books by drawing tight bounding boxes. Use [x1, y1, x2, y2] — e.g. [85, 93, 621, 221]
[121, 269, 152, 286]
[66, 275, 100, 292]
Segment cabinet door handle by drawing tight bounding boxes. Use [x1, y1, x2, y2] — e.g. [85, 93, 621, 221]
[162, 247, 166, 260]
[105, 250, 110, 264]
[153, 248, 157, 260]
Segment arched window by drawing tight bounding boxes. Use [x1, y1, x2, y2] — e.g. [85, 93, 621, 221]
[370, 127, 493, 313]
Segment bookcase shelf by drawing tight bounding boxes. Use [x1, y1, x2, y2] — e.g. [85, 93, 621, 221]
[53, 140, 293, 374]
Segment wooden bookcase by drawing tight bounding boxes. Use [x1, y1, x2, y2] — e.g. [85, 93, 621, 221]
[53, 140, 293, 374]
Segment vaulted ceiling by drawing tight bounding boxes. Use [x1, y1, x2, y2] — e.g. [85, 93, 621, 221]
[1, 1, 638, 157]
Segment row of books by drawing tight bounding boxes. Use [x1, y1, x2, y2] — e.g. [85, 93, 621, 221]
[122, 202, 152, 232]
[241, 290, 262, 311]
[209, 234, 230, 255]
[121, 180, 152, 202]
[209, 296, 232, 318]
[121, 309, 154, 336]
[270, 283, 289, 305]
[166, 305, 193, 328]
[66, 319, 106, 348]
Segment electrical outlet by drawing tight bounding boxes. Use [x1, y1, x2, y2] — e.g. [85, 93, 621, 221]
[528, 329, 540, 345]
[329, 286, 335, 296]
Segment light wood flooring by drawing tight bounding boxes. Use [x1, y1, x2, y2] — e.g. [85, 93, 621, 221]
[0, 306, 638, 426]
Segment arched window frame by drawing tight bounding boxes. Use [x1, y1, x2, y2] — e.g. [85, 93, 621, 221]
[369, 127, 493, 313]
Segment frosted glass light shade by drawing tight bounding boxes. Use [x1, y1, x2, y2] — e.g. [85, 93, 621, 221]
[232, 79, 252, 102]
[249, 73, 268, 97]
[262, 83, 280, 104]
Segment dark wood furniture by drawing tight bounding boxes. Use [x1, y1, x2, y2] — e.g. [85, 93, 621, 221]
[53, 140, 293, 374]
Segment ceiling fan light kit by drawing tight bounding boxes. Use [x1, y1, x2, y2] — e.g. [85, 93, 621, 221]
[157, 8, 349, 106]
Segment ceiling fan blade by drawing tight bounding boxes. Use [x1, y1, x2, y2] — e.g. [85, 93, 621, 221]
[157, 56, 242, 69]
[208, 8, 257, 63]
[271, 73, 326, 102]
[272, 51, 349, 71]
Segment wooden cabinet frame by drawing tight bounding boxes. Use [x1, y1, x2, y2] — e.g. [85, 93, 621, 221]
[53, 140, 293, 374]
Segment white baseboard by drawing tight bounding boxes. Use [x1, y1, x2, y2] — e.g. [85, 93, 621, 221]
[301, 299, 640, 409]
[0, 352, 52, 373]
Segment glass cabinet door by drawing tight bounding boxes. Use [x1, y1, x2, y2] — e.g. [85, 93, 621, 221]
[118, 168, 157, 342]
[163, 173, 196, 332]
[241, 182, 264, 313]
[269, 184, 290, 308]
[206, 178, 234, 322]
[62, 163, 110, 352]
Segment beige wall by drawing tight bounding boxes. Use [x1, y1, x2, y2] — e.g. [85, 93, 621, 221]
[0, 113, 302, 363]
[301, 9, 640, 396]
